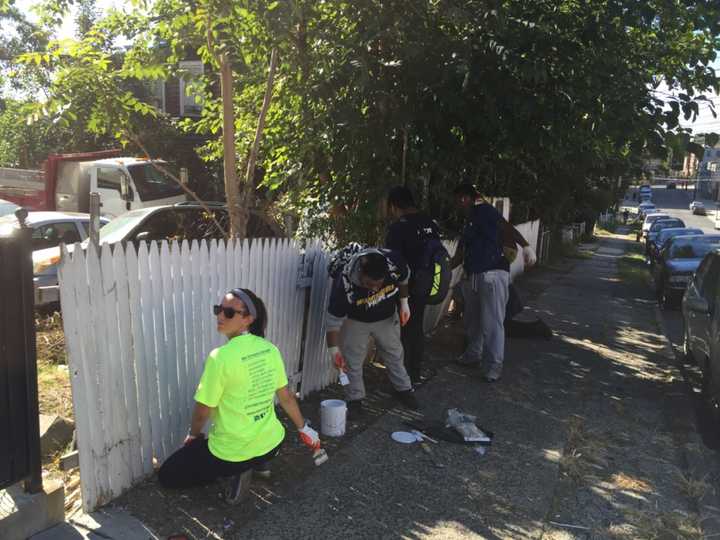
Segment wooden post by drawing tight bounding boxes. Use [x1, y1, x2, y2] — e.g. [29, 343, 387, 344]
[88, 192, 101, 251]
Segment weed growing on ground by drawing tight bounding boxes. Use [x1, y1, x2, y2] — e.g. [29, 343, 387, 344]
[559, 417, 609, 483]
[618, 244, 649, 287]
[613, 509, 704, 540]
[556, 243, 594, 260]
[35, 311, 73, 420]
[596, 221, 619, 235]
[674, 470, 710, 501]
[36, 311, 67, 366]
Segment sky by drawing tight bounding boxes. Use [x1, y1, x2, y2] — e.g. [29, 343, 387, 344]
[9, 0, 720, 135]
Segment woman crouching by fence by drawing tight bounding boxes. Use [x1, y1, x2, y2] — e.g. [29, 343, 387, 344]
[158, 288, 321, 504]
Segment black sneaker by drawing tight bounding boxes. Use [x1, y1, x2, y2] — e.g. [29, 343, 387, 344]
[225, 469, 252, 505]
[394, 389, 419, 410]
[347, 399, 363, 419]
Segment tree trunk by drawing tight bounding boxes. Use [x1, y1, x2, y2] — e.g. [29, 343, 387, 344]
[242, 48, 279, 216]
[220, 53, 245, 238]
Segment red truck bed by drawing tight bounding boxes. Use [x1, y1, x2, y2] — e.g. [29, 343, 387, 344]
[0, 149, 122, 211]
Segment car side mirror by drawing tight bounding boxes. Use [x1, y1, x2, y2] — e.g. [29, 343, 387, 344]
[686, 296, 710, 315]
[120, 175, 134, 206]
[134, 231, 150, 243]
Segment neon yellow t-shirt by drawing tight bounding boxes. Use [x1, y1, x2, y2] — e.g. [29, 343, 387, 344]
[194, 333, 288, 462]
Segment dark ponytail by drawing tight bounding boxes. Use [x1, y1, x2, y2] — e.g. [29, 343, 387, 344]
[240, 288, 267, 337]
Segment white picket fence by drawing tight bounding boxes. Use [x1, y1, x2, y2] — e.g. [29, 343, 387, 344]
[59, 238, 332, 511]
[58, 225, 538, 512]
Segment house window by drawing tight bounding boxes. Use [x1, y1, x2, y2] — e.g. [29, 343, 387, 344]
[179, 60, 204, 117]
[146, 79, 165, 112]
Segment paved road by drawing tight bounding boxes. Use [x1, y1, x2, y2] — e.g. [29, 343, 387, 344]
[647, 186, 717, 231]
[622, 184, 717, 231]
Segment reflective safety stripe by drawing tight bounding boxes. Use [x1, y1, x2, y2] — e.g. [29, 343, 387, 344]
[431, 263, 441, 296]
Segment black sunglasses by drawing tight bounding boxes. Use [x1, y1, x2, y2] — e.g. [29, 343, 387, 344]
[213, 305, 248, 319]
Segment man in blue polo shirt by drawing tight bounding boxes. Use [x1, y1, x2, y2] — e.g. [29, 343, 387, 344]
[452, 183, 536, 382]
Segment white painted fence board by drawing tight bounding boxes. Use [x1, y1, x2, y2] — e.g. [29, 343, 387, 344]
[112, 244, 143, 482]
[59, 244, 100, 511]
[100, 243, 133, 498]
[178, 240, 193, 434]
[137, 242, 163, 463]
[148, 242, 170, 460]
[125, 244, 154, 476]
[159, 242, 179, 450]
[81, 245, 113, 505]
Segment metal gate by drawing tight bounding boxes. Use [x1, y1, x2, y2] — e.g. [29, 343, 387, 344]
[0, 217, 42, 492]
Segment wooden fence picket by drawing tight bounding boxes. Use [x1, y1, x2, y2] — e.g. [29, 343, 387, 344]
[59, 245, 100, 511]
[147, 242, 170, 460]
[137, 242, 163, 463]
[125, 244, 154, 476]
[112, 244, 143, 482]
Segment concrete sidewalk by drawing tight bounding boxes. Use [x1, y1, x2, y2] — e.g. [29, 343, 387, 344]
[229, 234, 707, 539]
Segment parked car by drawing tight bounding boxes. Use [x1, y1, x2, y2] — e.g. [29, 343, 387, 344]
[647, 227, 704, 267]
[32, 202, 283, 307]
[655, 235, 720, 308]
[681, 248, 720, 424]
[645, 218, 685, 253]
[0, 197, 19, 217]
[0, 211, 110, 306]
[637, 202, 658, 220]
[640, 212, 670, 239]
[690, 201, 706, 215]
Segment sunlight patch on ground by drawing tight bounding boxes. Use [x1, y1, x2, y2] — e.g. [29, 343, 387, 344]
[559, 335, 672, 382]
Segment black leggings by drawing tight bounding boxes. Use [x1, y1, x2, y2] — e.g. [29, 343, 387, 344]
[158, 437, 282, 489]
[401, 295, 427, 382]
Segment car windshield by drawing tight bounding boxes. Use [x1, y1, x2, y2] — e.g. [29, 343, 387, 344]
[660, 229, 702, 243]
[670, 238, 720, 259]
[98, 208, 153, 244]
[645, 214, 668, 225]
[651, 219, 683, 232]
[0, 200, 19, 217]
[127, 162, 184, 201]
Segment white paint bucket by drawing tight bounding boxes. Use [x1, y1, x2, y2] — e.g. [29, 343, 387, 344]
[320, 399, 347, 437]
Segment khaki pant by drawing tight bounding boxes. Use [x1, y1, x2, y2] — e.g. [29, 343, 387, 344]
[340, 313, 413, 401]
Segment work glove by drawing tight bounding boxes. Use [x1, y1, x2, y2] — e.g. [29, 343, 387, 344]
[522, 246, 537, 267]
[299, 422, 321, 450]
[399, 297, 411, 326]
[328, 346, 347, 371]
[183, 432, 204, 446]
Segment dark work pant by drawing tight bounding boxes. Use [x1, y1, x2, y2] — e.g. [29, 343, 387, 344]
[158, 437, 282, 489]
[401, 295, 427, 383]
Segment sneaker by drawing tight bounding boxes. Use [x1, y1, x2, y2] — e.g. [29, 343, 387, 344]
[394, 389, 419, 410]
[225, 469, 253, 505]
[253, 464, 271, 480]
[347, 399, 363, 419]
